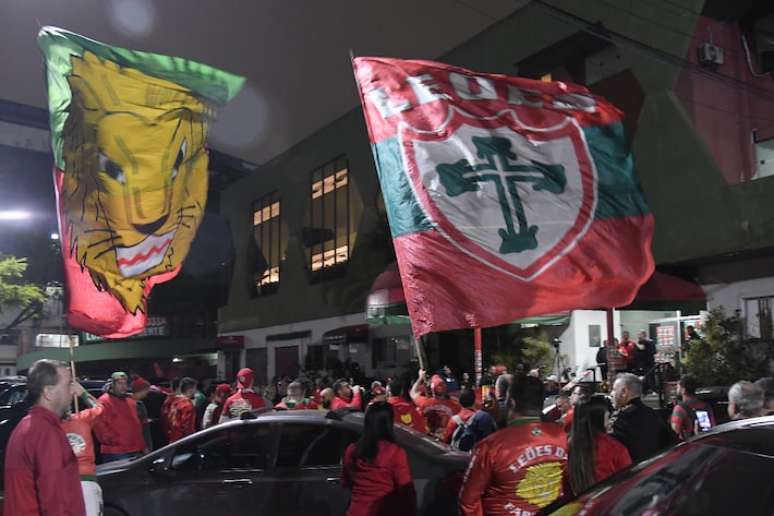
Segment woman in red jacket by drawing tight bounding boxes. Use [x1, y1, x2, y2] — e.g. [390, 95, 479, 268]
[341, 402, 416, 516]
[567, 395, 632, 495]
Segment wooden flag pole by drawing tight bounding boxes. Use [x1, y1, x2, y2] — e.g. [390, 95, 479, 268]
[68, 335, 79, 413]
[414, 335, 427, 371]
[605, 308, 616, 386]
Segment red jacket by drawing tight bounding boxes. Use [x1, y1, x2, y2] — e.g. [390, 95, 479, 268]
[459, 417, 568, 516]
[413, 395, 461, 436]
[331, 390, 362, 411]
[220, 389, 267, 421]
[166, 396, 196, 443]
[387, 396, 428, 433]
[94, 392, 145, 455]
[341, 441, 416, 516]
[4, 406, 86, 516]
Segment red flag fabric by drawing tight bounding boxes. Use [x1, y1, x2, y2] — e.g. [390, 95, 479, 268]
[353, 57, 654, 336]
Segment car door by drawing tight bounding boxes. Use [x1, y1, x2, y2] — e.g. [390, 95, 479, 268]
[142, 423, 277, 516]
[258, 422, 359, 516]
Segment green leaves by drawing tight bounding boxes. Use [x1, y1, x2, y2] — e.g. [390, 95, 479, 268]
[0, 256, 46, 310]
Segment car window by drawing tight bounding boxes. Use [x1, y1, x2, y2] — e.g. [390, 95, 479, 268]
[0, 387, 26, 406]
[171, 424, 274, 472]
[550, 443, 774, 516]
[276, 423, 359, 468]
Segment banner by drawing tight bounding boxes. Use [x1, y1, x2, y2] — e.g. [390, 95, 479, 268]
[39, 27, 244, 337]
[353, 57, 654, 336]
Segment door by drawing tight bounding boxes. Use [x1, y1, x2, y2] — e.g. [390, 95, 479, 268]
[144, 424, 277, 516]
[275, 345, 299, 379]
[245, 348, 268, 387]
[259, 422, 359, 516]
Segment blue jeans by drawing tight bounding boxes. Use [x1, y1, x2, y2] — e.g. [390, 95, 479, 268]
[101, 452, 140, 463]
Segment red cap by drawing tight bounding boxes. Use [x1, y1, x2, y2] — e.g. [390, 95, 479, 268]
[237, 368, 254, 388]
[215, 383, 232, 397]
[430, 375, 447, 395]
[131, 377, 150, 393]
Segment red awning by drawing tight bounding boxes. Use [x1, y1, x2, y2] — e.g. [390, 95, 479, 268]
[366, 262, 405, 309]
[633, 271, 706, 303]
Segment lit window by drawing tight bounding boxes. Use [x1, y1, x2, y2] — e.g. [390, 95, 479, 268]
[251, 192, 284, 295]
[540, 73, 552, 82]
[305, 157, 351, 280]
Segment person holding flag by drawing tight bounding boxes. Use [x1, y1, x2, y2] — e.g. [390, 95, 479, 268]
[94, 372, 146, 463]
[410, 369, 462, 438]
[386, 379, 428, 433]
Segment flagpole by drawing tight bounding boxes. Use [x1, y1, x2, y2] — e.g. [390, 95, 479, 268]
[68, 335, 79, 413]
[605, 308, 615, 386]
[474, 326, 483, 387]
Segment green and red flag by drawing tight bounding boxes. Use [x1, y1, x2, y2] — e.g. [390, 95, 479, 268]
[353, 57, 654, 337]
[38, 27, 244, 337]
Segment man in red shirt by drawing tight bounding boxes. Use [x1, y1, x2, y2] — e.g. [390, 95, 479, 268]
[671, 375, 715, 440]
[166, 377, 197, 443]
[443, 388, 476, 443]
[387, 380, 428, 433]
[618, 331, 636, 371]
[459, 375, 568, 516]
[94, 371, 146, 463]
[331, 378, 363, 411]
[219, 368, 270, 422]
[410, 369, 462, 438]
[4, 359, 86, 516]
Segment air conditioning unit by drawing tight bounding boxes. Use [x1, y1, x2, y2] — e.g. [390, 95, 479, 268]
[698, 43, 724, 68]
[754, 14, 774, 73]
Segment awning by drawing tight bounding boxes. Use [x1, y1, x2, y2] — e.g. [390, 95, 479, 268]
[366, 263, 570, 328]
[322, 324, 370, 344]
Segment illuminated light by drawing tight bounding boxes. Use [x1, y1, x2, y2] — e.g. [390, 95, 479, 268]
[50, 233, 60, 240]
[107, 0, 157, 37]
[0, 210, 32, 221]
[172, 357, 183, 363]
[540, 73, 552, 82]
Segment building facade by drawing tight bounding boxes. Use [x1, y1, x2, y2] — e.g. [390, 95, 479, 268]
[217, 0, 774, 382]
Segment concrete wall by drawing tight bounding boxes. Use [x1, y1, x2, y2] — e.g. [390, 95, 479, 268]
[705, 277, 774, 316]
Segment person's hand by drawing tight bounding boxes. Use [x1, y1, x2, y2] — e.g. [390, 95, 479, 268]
[352, 385, 361, 394]
[72, 382, 86, 397]
[418, 369, 426, 380]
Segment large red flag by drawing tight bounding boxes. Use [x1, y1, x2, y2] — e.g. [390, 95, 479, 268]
[353, 57, 654, 336]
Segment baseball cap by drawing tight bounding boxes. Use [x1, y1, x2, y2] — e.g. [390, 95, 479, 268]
[215, 383, 232, 397]
[111, 371, 128, 382]
[237, 368, 254, 388]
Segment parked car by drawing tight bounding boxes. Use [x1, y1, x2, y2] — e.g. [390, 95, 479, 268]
[544, 416, 774, 515]
[98, 409, 469, 516]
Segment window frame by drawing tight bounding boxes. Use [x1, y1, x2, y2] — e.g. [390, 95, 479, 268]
[274, 422, 359, 470]
[306, 155, 351, 283]
[744, 295, 774, 339]
[250, 191, 283, 297]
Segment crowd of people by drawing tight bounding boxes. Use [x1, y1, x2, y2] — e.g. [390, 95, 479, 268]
[4, 357, 774, 516]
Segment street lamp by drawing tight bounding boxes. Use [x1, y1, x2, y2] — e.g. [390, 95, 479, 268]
[0, 210, 32, 221]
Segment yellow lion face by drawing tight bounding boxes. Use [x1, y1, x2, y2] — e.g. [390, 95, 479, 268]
[62, 51, 210, 313]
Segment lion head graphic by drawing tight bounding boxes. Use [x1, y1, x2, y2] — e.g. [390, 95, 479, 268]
[61, 51, 210, 313]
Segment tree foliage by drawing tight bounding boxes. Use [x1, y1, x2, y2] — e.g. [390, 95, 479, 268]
[683, 307, 774, 386]
[0, 256, 47, 329]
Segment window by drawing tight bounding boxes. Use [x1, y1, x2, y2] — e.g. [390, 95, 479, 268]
[251, 192, 283, 296]
[745, 296, 773, 339]
[171, 425, 275, 472]
[753, 133, 774, 180]
[275, 424, 358, 468]
[305, 157, 351, 281]
[588, 325, 601, 348]
[372, 336, 414, 369]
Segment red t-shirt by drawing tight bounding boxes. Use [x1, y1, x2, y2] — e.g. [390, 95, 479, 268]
[221, 389, 267, 421]
[166, 396, 196, 443]
[387, 396, 428, 433]
[414, 395, 462, 436]
[619, 340, 636, 364]
[459, 418, 568, 516]
[4, 406, 86, 516]
[593, 433, 632, 482]
[60, 405, 104, 478]
[341, 440, 416, 516]
[331, 390, 363, 411]
[562, 408, 574, 433]
[94, 392, 145, 455]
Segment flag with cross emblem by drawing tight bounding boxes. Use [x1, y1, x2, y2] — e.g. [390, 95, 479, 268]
[353, 57, 654, 336]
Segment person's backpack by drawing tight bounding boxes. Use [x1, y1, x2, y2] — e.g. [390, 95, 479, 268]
[451, 410, 497, 451]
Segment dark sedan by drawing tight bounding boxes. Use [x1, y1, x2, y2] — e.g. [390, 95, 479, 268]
[544, 416, 774, 516]
[98, 409, 469, 516]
